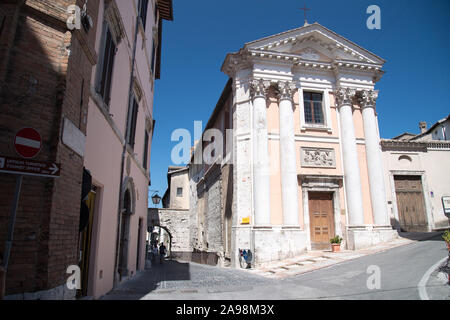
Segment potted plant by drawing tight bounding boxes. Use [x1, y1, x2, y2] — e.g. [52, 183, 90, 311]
[330, 236, 344, 252]
[442, 230, 450, 251]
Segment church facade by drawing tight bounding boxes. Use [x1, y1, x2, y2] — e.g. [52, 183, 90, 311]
[190, 22, 398, 268]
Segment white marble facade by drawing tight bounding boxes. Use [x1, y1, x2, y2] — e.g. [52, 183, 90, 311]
[221, 23, 398, 267]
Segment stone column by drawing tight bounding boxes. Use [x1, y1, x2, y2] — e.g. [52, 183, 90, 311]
[335, 87, 365, 226]
[358, 90, 390, 226]
[250, 79, 271, 226]
[276, 81, 299, 226]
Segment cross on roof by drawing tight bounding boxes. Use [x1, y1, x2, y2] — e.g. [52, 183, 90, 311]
[300, 4, 311, 25]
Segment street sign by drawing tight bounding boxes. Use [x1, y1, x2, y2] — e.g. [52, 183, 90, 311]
[443, 196, 450, 217]
[0, 156, 60, 178]
[14, 128, 42, 159]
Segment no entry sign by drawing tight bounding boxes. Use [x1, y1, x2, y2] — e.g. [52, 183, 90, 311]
[14, 128, 42, 159]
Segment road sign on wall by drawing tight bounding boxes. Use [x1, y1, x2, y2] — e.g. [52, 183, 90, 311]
[14, 128, 42, 159]
[0, 156, 60, 178]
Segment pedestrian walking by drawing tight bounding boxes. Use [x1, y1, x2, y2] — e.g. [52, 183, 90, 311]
[151, 244, 158, 263]
[159, 243, 167, 263]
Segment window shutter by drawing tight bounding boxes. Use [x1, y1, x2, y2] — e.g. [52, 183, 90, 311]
[151, 40, 156, 74]
[95, 22, 108, 94]
[126, 97, 139, 148]
[143, 130, 149, 170]
[103, 32, 116, 106]
[139, 0, 149, 30]
[130, 99, 139, 148]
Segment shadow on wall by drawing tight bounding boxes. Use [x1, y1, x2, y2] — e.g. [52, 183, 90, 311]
[100, 259, 191, 300]
[0, 2, 86, 297]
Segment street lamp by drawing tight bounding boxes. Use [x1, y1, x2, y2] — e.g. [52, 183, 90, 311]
[149, 190, 161, 206]
[151, 193, 161, 205]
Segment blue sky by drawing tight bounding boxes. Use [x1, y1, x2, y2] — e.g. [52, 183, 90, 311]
[148, 0, 450, 206]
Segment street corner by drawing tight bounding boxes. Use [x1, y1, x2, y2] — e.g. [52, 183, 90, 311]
[425, 259, 450, 300]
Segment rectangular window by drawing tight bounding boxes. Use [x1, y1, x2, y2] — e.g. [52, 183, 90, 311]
[143, 130, 149, 170]
[303, 92, 324, 125]
[177, 188, 183, 197]
[126, 97, 139, 148]
[150, 40, 156, 75]
[139, 0, 149, 30]
[96, 23, 116, 107]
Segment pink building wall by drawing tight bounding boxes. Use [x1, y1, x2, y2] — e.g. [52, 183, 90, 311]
[266, 90, 375, 230]
[83, 0, 161, 298]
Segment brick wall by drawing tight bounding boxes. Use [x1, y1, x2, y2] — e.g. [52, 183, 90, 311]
[0, 0, 99, 297]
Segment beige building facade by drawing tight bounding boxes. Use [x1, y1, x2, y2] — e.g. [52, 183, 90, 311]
[382, 115, 450, 232]
[162, 166, 190, 210]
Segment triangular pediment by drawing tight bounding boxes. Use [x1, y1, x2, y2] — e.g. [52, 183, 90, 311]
[244, 23, 385, 65]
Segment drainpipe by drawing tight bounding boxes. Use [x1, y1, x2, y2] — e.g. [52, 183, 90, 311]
[113, 1, 141, 285]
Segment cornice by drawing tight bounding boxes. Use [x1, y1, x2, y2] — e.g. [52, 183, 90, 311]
[248, 49, 383, 78]
[223, 48, 384, 84]
[221, 50, 253, 78]
[381, 139, 450, 152]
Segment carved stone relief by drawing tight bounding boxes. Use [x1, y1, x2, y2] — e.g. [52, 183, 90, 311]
[301, 147, 336, 168]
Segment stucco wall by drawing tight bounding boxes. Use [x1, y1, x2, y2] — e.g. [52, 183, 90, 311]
[383, 146, 450, 230]
[169, 170, 190, 210]
[83, 0, 157, 299]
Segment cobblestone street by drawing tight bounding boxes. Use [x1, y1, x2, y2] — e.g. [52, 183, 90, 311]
[101, 259, 275, 300]
[101, 233, 449, 300]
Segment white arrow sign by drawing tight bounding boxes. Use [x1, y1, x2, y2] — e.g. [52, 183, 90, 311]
[50, 163, 59, 175]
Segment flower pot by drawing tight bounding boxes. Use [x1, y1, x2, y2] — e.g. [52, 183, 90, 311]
[331, 244, 341, 253]
[447, 242, 450, 251]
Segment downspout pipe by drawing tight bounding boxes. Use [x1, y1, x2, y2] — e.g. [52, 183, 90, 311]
[113, 1, 141, 285]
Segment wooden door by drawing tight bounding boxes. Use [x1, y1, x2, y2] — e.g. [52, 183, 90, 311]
[394, 176, 427, 232]
[309, 192, 335, 250]
[80, 190, 96, 296]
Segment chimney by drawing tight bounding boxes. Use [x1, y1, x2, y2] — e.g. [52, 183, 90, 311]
[419, 122, 427, 134]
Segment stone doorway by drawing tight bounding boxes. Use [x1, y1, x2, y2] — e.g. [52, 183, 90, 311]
[394, 175, 428, 232]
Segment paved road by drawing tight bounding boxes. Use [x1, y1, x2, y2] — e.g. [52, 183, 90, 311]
[102, 234, 449, 300]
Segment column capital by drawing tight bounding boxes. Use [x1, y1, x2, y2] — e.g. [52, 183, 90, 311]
[250, 78, 271, 100]
[276, 81, 297, 102]
[334, 87, 356, 108]
[357, 90, 379, 110]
